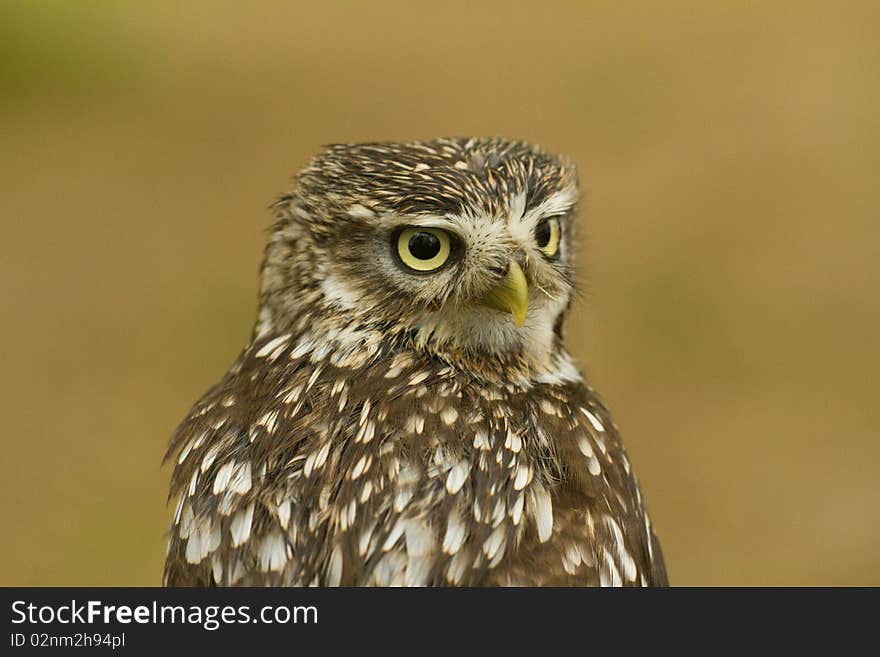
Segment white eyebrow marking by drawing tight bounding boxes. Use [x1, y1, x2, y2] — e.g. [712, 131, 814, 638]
[507, 185, 578, 247]
[521, 185, 578, 224]
[373, 213, 463, 234]
[402, 216, 461, 229]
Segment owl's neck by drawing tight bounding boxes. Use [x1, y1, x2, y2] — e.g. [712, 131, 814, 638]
[410, 291, 572, 380]
[254, 293, 579, 386]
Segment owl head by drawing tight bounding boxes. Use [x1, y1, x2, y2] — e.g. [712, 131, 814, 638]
[259, 138, 579, 372]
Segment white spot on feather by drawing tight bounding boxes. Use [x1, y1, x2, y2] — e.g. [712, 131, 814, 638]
[473, 430, 490, 450]
[256, 410, 279, 434]
[577, 434, 594, 459]
[404, 518, 436, 557]
[445, 460, 469, 494]
[440, 406, 458, 426]
[442, 508, 467, 554]
[185, 533, 202, 564]
[187, 470, 199, 497]
[504, 430, 522, 453]
[530, 481, 553, 542]
[200, 443, 222, 473]
[212, 461, 235, 494]
[211, 554, 223, 583]
[350, 454, 371, 479]
[382, 519, 406, 552]
[510, 494, 525, 525]
[583, 408, 605, 433]
[200, 521, 221, 560]
[228, 461, 252, 495]
[446, 549, 471, 585]
[177, 439, 195, 465]
[513, 463, 533, 490]
[483, 524, 507, 562]
[276, 500, 291, 529]
[606, 516, 638, 582]
[259, 532, 288, 572]
[255, 334, 290, 358]
[178, 502, 194, 537]
[229, 502, 255, 547]
[600, 548, 623, 587]
[327, 544, 343, 585]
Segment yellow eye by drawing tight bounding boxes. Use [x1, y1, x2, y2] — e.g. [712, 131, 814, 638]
[535, 217, 561, 258]
[396, 227, 452, 272]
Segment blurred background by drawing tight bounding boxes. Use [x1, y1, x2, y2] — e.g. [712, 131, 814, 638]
[2, 1, 878, 586]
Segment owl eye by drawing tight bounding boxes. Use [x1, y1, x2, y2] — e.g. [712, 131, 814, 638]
[535, 217, 561, 258]
[395, 227, 453, 272]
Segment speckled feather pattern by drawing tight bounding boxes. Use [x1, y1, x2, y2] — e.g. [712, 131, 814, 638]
[163, 137, 666, 587]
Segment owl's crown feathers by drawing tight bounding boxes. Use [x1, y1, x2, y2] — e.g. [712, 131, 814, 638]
[257, 138, 580, 381]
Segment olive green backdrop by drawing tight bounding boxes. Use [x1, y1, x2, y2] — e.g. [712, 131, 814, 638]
[2, 1, 878, 585]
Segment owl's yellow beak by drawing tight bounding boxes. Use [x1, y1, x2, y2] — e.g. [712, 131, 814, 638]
[479, 261, 529, 327]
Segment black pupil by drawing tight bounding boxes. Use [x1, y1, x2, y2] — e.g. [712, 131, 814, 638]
[408, 232, 441, 260]
[535, 220, 551, 247]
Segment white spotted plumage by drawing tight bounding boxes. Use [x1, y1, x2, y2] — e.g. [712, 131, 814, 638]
[163, 138, 667, 587]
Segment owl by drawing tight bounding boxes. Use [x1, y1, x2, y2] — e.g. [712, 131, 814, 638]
[163, 137, 667, 587]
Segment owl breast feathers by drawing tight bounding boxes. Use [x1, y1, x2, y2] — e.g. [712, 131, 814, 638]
[164, 137, 667, 586]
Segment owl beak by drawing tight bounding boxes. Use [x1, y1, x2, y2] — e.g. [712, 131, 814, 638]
[479, 260, 529, 327]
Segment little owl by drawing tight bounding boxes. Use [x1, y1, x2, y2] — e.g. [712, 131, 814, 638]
[163, 137, 667, 586]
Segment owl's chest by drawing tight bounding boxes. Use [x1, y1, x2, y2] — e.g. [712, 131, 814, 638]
[168, 348, 652, 585]
[264, 374, 602, 585]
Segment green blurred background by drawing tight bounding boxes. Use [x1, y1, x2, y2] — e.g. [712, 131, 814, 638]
[2, 1, 878, 586]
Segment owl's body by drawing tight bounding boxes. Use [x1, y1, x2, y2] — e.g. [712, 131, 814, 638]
[164, 138, 666, 586]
